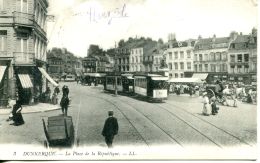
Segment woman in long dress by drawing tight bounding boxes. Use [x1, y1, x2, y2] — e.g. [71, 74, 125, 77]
[202, 92, 210, 116]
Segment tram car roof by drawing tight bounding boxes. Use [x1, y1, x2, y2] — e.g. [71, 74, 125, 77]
[84, 73, 106, 77]
[134, 73, 169, 81]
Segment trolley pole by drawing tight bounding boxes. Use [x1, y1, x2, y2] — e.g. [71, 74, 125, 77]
[115, 76, 118, 96]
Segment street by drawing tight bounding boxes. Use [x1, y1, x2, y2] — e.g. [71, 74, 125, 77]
[0, 82, 257, 151]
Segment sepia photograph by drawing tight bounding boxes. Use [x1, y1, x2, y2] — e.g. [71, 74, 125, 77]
[0, 0, 258, 160]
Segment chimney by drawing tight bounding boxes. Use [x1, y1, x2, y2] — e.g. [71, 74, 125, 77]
[240, 32, 243, 35]
[212, 34, 216, 42]
[198, 35, 202, 40]
[229, 31, 238, 41]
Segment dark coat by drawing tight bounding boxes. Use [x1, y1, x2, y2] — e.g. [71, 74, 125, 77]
[12, 103, 24, 125]
[60, 96, 69, 107]
[102, 116, 119, 137]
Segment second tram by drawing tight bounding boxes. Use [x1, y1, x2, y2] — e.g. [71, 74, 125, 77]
[134, 74, 168, 101]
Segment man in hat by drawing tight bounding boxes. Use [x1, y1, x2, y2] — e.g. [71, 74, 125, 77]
[102, 111, 119, 148]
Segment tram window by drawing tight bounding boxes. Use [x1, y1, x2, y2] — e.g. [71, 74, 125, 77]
[152, 80, 167, 89]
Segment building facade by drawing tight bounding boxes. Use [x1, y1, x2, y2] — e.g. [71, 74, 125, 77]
[115, 46, 131, 73]
[0, 0, 48, 106]
[166, 39, 195, 78]
[47, 55, 64, 77]
[193, 35, 231, 83]
[228, 29, 257, 85]
[130, 47, 143, 72]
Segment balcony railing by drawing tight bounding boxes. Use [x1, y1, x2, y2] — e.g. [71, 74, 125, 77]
[13, 12, 34, 27]
[13, 52, 35, 64]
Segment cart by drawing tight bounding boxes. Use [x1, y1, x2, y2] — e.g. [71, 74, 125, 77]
[42, 115, 79, 148]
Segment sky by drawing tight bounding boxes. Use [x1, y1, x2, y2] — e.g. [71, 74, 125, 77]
[46, 0, 258, 57]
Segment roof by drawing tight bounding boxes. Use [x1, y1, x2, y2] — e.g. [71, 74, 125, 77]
[232, 35, 250, 43]
[168, 77, 202, 83]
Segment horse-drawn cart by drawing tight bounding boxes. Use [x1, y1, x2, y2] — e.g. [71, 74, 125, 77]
[42, 115, 79, 148]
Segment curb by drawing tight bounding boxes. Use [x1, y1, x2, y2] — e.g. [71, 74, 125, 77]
[0, 106, 62, 115]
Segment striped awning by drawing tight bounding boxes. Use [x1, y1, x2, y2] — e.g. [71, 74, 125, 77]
[0, 66, 7, 83]
[38, 67, 58, 87]
[18, 74, 33, 88]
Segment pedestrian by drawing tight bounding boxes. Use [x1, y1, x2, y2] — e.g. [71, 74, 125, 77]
[54, 85, 60, 95]
[210, 96, 219, 115]
[189, 85, 193, 97]
[62, 85, 69, 96]
[202, 92, 210, 116]
[102, 111, 119, 148]
[60, 94, 69, 116]
[7, 99, 25, 126]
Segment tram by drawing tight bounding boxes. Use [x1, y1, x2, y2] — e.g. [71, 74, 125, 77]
[104, 74, 123, 92]
[81, 73, 106, 86]
[134, 74, 168, 102]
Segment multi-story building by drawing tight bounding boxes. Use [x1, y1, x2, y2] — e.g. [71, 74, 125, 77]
[152, 48, 164, 72]
[115, 44, 132, 73]
[228, 29, 257, 85]
[47, 55, 64, 77]
[82, 56, 97, 73]
[130, 44, 144, 72]
[0, 0, 49, 106]
[166, 39, 195, 78]
[193, 35, 232, 83]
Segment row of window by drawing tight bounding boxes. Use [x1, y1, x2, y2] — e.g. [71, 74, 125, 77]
[49, 61, 63, 65]
[121, 56, 161, 64]
[229, 65, 250, 73]
[194, 52, 227, 61]
[194, 64, 228, 72]
[118, 65, 130, 72]
[34, 35, 47, 61]
[168, 50, 191, 60]
[230, 54, 249, 62]
[131, 49, 143, 55]
[169, 73, 184, 78]
[168, 62, 192, 70]
[118, 58, 130, 64]
[34, 0, 47, 30]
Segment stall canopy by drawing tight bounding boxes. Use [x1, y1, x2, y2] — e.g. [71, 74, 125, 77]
[168, 77, 202, 83]
[38, 67, 59, 87]
[18, 74, 33, 88]
[84, 73, 106, 77]
[0, 66, 7, 83]
[192, 73, 208, 80]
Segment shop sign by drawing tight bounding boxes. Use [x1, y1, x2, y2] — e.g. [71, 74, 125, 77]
[230, 77, 234, 80]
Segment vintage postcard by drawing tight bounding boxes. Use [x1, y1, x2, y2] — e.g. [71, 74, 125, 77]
[0, 0, 258, 161]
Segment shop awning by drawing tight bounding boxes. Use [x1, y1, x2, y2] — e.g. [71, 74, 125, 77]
[0, 66, 7, 83]
[38, 67, 59, 87]
[168, 77, 202, 83]
[18, 74, 33, 88]
[151, 76, 169, 81]
[192, 73, 208, 80]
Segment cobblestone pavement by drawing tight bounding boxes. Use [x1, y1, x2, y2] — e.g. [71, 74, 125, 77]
[0, 82, 257, 159]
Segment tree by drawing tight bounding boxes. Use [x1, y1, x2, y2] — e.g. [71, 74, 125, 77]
[158, 38, 164, 44]
[87, 44, 104, 57]
[118, 39, 125, 47]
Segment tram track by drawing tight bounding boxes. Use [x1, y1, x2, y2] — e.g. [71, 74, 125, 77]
[82, 93, 150, 147]
[83, 92, 183, 148]
[115, 94, 253, 149]
[162, 101, 253, 147]
[76, 86, 253, 149]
